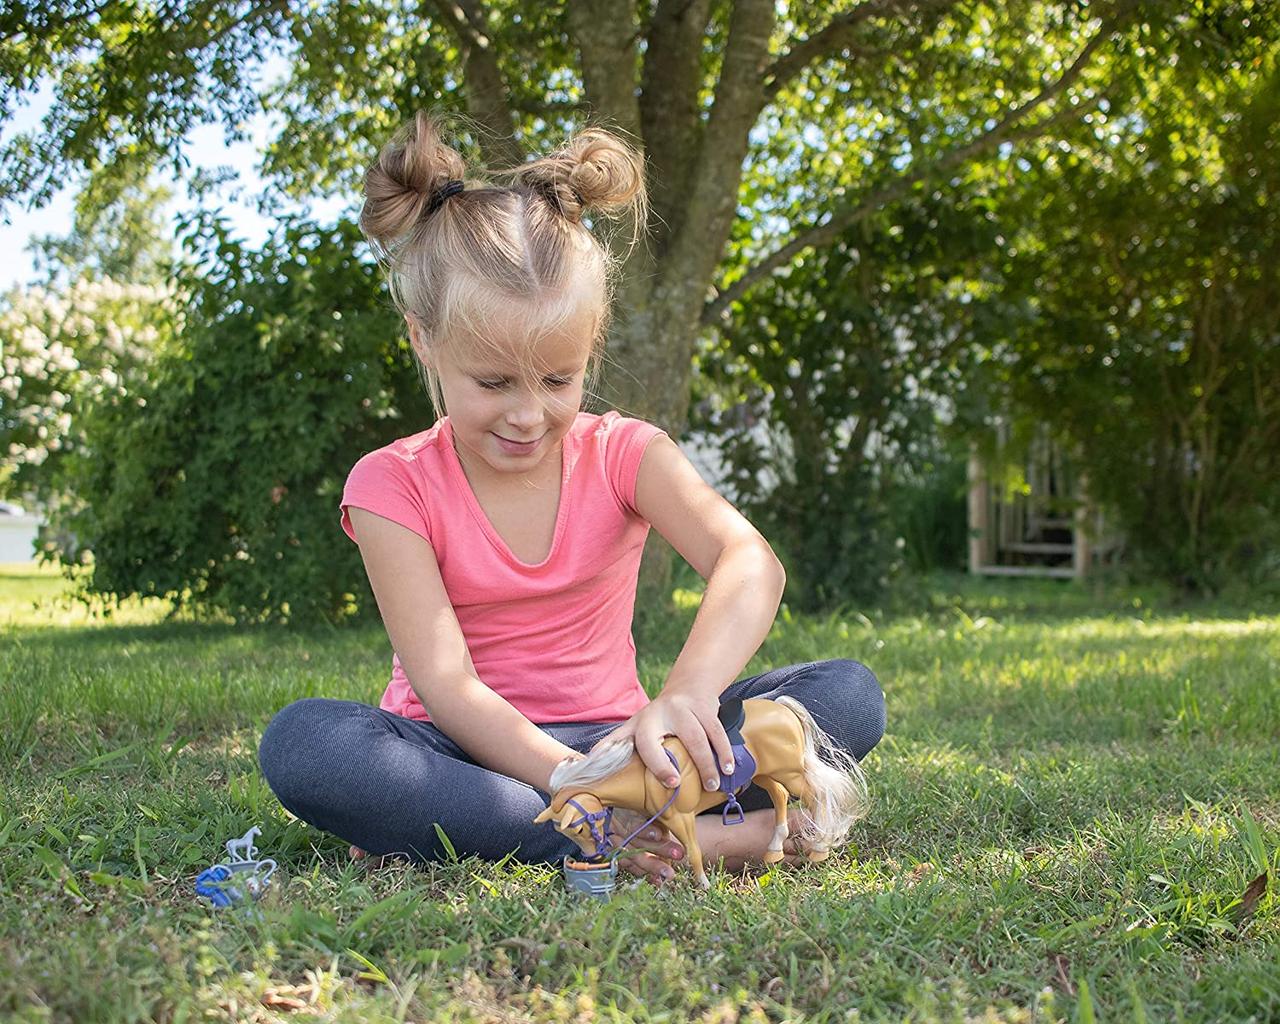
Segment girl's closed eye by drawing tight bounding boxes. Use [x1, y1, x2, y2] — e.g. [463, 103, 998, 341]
[475, 377, 574, 390]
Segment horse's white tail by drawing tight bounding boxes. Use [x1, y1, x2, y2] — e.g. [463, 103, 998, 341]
[775, 695, 870, 852]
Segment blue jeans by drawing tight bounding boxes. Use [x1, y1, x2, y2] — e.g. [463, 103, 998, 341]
[257, 659, 885, 865]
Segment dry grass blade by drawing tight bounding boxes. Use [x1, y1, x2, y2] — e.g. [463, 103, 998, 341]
[1050, 953, 1075, 997]
[1233, 871, 1268, 935]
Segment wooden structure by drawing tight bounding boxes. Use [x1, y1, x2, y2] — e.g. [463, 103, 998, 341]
[967, 424, 1116, 579]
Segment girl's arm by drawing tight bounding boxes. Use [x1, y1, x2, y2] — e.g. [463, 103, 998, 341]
[606, 436, 787, 790]
[348, 506, 578, 794]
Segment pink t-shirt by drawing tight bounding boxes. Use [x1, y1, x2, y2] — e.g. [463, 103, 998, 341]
[339, 410, 667, 724]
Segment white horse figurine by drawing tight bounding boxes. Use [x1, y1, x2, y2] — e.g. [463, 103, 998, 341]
[225, 826, 261, 864]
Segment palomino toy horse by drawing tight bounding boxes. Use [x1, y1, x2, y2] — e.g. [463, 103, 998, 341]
[533, 696, 869, 889]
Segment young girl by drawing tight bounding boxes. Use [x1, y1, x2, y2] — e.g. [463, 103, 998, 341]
[257, 113, 886, 888]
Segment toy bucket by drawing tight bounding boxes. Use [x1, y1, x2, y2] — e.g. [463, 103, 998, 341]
[562, 856, 617, 900]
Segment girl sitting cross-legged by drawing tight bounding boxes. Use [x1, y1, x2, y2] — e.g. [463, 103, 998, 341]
[257, 112, 886, 887]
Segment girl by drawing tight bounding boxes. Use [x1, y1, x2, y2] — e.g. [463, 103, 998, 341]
[257, 113, 886, 888]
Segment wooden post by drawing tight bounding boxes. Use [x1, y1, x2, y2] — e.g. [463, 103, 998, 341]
[968, 444, 988, 574]
[1073, 471, 1092, 578]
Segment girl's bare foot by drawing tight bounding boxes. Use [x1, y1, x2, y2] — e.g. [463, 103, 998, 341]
[349, 844, 394, 869]
[693, 807, 810, 874]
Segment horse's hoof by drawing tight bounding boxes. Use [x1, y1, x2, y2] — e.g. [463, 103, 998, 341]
[806, 849, 830, 863]
[762, 850, 784, 864]
[697, 874, 711, 890]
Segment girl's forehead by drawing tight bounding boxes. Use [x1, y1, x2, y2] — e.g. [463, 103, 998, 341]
[452, 304, 596, 374]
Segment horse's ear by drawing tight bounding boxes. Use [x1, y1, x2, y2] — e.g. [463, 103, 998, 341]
[532, 806, 554, 825]
[558, 805, 580, 830]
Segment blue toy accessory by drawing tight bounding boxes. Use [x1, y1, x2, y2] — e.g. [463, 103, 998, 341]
[195, 825, 277, 909]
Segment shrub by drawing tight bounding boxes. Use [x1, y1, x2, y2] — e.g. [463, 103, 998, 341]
[48, 216, 421, 625]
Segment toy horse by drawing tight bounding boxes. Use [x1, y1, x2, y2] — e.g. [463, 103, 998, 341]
[533, 696, 869, 889]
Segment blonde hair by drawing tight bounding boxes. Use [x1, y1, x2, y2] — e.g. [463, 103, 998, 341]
[358, 111, 648, 416]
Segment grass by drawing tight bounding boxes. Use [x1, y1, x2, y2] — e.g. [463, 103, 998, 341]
[1, 560, 1277, 1023]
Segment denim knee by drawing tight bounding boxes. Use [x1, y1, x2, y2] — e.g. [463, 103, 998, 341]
[816, 659, 886, 761]
[258, 697, 330, 805]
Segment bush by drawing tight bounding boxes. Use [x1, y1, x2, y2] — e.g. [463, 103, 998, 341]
[48, 215, 422, 625]
[693, 192, 994, 611]
[1, 276, 179, 513]
[982, 60, 1280, 592]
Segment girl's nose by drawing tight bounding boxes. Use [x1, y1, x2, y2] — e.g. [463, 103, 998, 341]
[506, 395, 547, 429]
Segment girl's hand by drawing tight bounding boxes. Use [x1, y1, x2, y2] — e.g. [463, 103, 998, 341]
[607, 808, 685, 887]
[593, 691, 735, 795]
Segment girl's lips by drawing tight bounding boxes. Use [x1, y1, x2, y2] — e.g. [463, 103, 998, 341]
[493, 432, 545, 454]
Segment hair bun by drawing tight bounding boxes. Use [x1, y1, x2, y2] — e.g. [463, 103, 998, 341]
[508, 127, 645, 224]
[360, 112, 468, 253]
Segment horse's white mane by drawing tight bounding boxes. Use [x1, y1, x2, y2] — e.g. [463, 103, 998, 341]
[548, 739, 636, 793]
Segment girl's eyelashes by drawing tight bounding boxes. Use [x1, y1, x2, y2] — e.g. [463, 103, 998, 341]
[475, 377, 574, 390]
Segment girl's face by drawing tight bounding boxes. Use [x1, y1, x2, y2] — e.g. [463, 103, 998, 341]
[412, 303, 596, 482]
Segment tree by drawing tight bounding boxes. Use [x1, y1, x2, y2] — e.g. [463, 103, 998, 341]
[695, 187, 996, 608]
[46, 215, 413, 624]
[27, 162, 176, 287]
[973, 14, 1280, 589]
[3, 0, 1149, 439]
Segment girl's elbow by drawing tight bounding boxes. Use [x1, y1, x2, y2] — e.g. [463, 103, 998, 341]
[763, 547, 786, 588]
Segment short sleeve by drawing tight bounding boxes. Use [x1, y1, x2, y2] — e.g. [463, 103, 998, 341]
[339, 448, 434, 546]
[601, 412, 668, 516]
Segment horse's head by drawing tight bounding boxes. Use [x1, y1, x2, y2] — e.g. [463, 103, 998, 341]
[533, 793, 608, 857]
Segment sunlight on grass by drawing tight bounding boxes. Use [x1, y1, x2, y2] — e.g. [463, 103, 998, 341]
[0, 560, 206, 629]
[1055, 617, 1280, 640]
[1, 565, 1278, 1022]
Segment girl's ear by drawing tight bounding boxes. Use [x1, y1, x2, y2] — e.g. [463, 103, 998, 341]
[405, 316, 433, 369]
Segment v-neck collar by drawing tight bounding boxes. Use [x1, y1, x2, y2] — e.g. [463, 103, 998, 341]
[440, 417, 572, 570]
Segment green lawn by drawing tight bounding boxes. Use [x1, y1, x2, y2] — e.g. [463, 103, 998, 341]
[1, 561, 1277, 1023]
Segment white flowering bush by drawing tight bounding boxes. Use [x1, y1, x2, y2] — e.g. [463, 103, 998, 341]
[0, 276, 181, 522]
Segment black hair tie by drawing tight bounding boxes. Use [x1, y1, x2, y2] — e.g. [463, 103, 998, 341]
[425, 179, 465, 215]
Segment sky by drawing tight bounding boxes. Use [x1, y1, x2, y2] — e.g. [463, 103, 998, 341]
[0, 66, 350, 292]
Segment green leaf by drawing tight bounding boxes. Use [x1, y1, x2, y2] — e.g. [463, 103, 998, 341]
[434, 822, 458, 863]
[33, 845, 64, 879]
[344, 947, 389, 985]
[1237, 805, 1269, 876]
[342, 890, 416, 944]
[412, 943, 469, 967]
[1077, 977, 1096, 1024]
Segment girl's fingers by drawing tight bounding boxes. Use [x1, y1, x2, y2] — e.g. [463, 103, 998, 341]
[609, 811, 683, 859]
[634, 730, 680, 788]
[616, 850, 677, 885]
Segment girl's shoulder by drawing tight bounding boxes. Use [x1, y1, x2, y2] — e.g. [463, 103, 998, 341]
[576, 409, 661, 442]
[574, 410, 669, 514]
[352, 419, 449, 469]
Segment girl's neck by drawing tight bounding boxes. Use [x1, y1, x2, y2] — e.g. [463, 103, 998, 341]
[451, 431, 563, 493]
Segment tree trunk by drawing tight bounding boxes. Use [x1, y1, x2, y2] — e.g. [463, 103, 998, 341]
[595, 268, 710, 602]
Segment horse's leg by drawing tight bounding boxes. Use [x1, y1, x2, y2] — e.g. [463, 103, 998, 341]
[662, 810, 709, 890]
[756, 777, 791, 864]
[798, 778, 831, 863]
[775, 770, 831, 863]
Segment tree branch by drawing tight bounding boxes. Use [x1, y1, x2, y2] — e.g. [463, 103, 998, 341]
[638, 0, 715, 254]
[425, 0, 524, 166]
[703, 15, 1117, 325]
[660, 0, 776, 296]
[760, 0, 956, 104]
[567, 0, 642, 140]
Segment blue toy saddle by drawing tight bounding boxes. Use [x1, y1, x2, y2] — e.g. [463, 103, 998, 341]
[715, 698, 756, 825]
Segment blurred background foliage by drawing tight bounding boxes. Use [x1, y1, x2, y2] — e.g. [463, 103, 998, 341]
[1, 1, 1277, 624]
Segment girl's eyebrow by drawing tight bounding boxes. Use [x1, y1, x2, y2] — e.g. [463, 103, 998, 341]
[469, 365, 581, 379]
